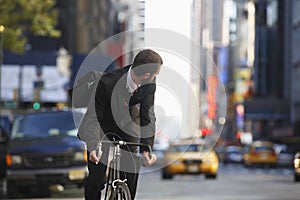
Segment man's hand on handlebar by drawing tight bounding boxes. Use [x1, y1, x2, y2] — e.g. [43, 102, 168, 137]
[90, 147, 102, 164]
[142, 151, 156, 167]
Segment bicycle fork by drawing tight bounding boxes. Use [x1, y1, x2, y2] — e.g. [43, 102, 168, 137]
[104, 144, 128, 200]
[113, 144, 128, 186]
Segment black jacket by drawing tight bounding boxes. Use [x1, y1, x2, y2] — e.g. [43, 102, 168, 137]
[95, 66, 156, 152]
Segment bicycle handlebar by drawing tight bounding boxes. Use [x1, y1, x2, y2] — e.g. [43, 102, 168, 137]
[100, 140, 152, 154]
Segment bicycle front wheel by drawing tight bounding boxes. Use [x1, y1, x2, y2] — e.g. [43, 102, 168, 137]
[109, 182, 131, 200]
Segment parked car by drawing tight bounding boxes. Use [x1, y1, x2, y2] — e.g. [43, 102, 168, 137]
[6, 110, 87, 198]
[161, 138, 219, 180]
[275, 144, 294, 167]
[214, 145, 226, 163]
[243, 141, 277, 167]
[0, 115, 11, 136]
[223, 145, 244, 164]
[294, 152, 300, 182]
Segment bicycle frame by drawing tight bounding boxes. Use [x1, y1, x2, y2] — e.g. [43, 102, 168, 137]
[104, 142, 121, 200]
[103, 140, 152, 200]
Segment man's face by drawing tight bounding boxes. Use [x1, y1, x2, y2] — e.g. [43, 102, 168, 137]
[148, 65, 162, 83]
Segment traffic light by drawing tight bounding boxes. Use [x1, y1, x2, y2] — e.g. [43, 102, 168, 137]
[32, 102, 41, 110]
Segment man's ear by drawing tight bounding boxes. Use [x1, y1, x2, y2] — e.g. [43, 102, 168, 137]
[144, 73, 151, 80]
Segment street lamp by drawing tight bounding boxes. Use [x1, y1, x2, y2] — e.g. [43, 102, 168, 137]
[0, 25, 5, 112]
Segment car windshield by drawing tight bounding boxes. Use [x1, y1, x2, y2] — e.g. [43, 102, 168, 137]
[255, 146, 273, 152]
[226, 146, 242, 152]
[170, 144, 208, 152]
[11, 111, 82, 139]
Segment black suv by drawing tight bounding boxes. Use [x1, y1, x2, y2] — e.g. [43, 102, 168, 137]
[6, 110, 87, 198]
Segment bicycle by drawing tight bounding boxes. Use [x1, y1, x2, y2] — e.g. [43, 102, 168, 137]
[101, 139, 153, 200]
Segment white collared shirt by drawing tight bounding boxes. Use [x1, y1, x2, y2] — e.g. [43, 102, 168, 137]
[126, 66, 139, 93]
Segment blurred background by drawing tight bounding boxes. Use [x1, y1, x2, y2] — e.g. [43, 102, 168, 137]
[1, 0, 299, 151]
[1, 0, 300, 199]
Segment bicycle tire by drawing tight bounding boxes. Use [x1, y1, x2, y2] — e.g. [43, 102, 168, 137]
[105, 184, 114, 200]
[104, 161, 114, 200]
[109, 182, 131, 200]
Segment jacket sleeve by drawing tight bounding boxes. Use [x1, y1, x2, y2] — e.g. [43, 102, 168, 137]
[95, 79, 109, 121]
[77, 79, 105, 152]
[79, 99, 102, 153]
[84, 79, 108, 152]
[140, 83, 156, 153]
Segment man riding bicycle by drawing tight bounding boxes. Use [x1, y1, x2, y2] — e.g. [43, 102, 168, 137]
[78, 49, 163, 200]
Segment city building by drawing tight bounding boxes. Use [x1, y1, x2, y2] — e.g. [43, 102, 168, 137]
[290, 0, 300, 137]
[244, 0, 300, 149]
[191, 0, 300, 147]
[1, 0, 124, 110]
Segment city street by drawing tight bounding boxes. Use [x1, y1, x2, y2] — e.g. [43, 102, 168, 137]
[1, 0, 300, 200]
[137, 164, 298, 200]
[18, 164, 298, 200]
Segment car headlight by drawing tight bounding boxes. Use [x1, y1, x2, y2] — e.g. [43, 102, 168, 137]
[12, 155, 22, 164]
[74, 151, 87, 162]
[6, 154, 22, 166]
[294, 158, 300, 168]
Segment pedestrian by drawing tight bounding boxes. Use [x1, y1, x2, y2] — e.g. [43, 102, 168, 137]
[79, 49, 163, 200]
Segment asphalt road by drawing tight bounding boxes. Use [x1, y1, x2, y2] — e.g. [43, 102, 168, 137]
[137, 164, 298, 200]
[1, 164, 299, 200]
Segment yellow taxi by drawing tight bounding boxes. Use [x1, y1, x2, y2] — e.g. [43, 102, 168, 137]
[161, 138, 219, 180]
[243, 141, 277, 167]
[294, 152, 300, 182]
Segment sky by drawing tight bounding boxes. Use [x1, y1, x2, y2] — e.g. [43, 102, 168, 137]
[144, 0, 193, 117]
[143, 0, 201, 139]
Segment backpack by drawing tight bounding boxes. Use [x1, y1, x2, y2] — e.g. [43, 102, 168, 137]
[69, 70, 104, 108]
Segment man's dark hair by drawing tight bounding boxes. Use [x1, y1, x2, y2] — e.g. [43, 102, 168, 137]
[131, 49, 163, 76]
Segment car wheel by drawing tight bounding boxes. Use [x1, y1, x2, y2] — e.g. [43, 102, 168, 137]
[270, 164, 277, 169]
[0, 180, 5, 198]
[205, 174, 217, 179]
[6, 180, 24, 199]
[243, 160, 252, 168]
[294, 173, 300, 182]
[161, 169, 173, 180]
[30, 186, 51, 198]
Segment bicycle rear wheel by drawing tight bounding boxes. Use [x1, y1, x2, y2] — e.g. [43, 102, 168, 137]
[109, 182, 131, 200]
